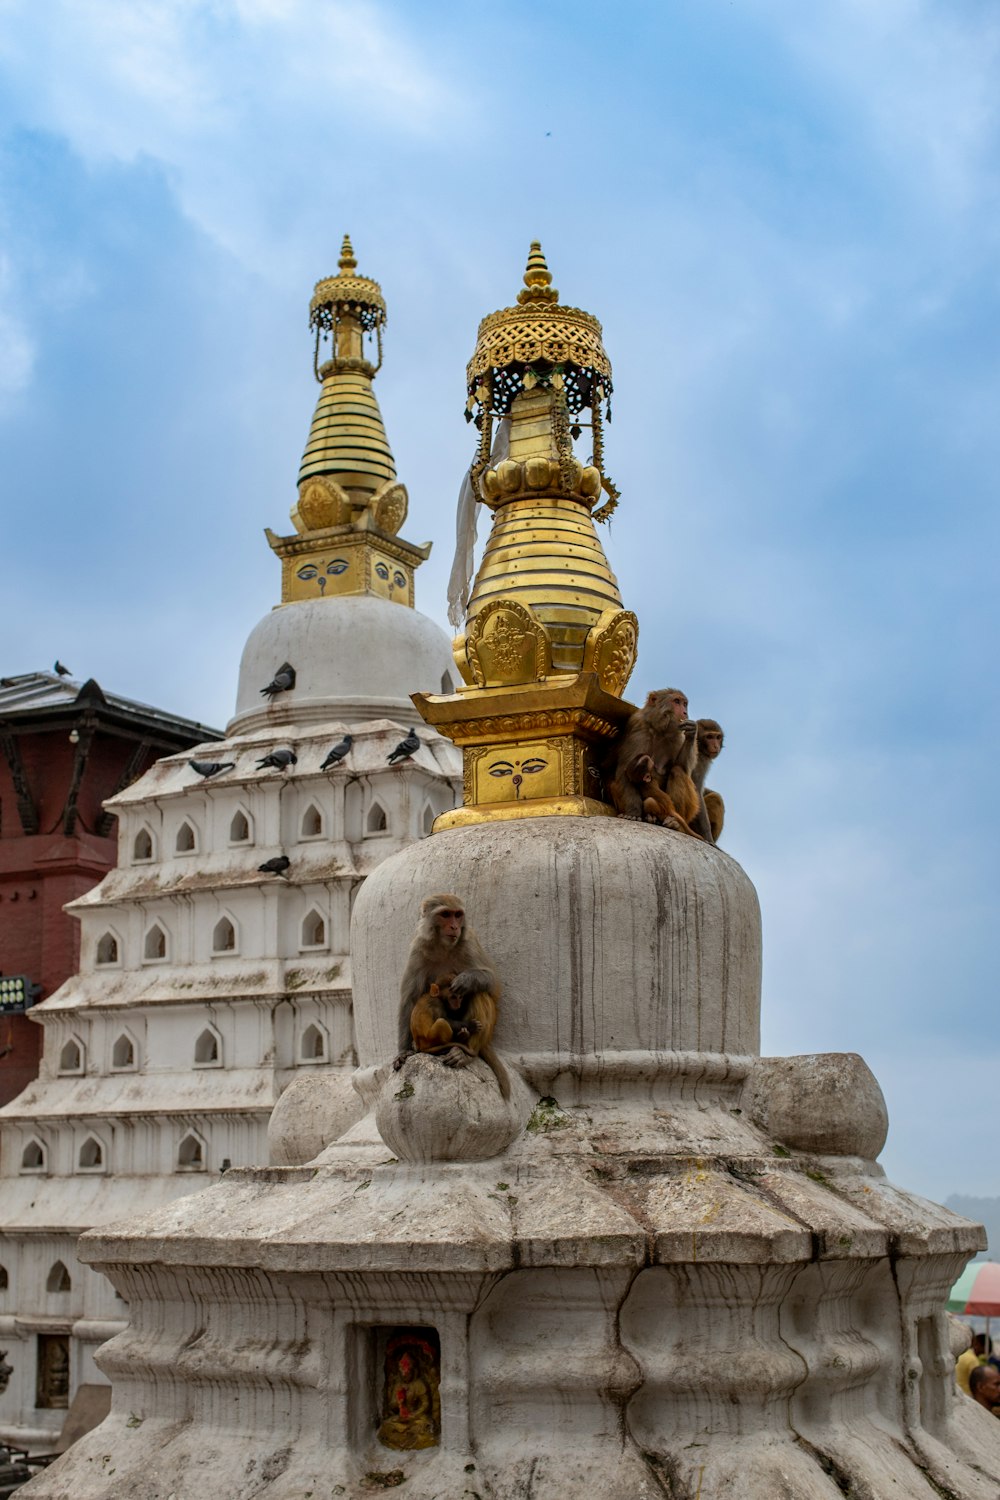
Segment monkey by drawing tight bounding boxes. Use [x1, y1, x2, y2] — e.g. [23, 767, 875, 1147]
[409, 979, 510, 1097]
[626, 751, 703, 836]
[395, 894, 508, 1094]
[608, 689, 702, 836]
[691, 718, 725, 843]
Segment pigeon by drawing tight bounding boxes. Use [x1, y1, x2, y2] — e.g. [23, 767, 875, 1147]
[54, 661, 71, 677]
[321, 734, 353, 770]
[258, 855, 290, 878]
[255, 748, 298, 771]
[260, 663, 296, 699]
[387, 728, 420, 764]
[188, 759, 236, 779]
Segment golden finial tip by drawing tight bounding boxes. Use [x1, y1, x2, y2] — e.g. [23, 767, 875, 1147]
[338, 233, 357, 273]
[518, 240, 558, 305]
[524, 241, 551, 288]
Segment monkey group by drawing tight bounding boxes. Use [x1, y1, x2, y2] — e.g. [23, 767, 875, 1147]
[608, 688, 725, 842]
[395, 894, 509, 1097]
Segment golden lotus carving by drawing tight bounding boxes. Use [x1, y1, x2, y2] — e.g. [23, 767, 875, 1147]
[293, 474, 353, 533]
[369, 480, 408, 536]
[465, 599, 551, 688]
[582, 609, 639, 698]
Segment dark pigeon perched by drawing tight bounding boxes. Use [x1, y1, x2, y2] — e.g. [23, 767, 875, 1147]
[387, 728, 420, 764]
[260, 663, 296, 699]
[54, 660, 72, 677]
[258, 855, 290, 877]
[321, 735, 353, 770]
[255, 748, 298, 771]
[188, 759, 236, 779]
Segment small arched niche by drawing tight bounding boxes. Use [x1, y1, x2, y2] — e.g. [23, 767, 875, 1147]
[194, 1026, 222, 1067]
[58, 1037, 84, 1075]
[111, 1032, 136, 1071]
[177, 1133, 205, 1171]
[143, 924, 167, 962]
[441, 671, 454, 694]
[212, 916, 237, 954]
[0, 1264, 8, 1290]
[20, 1139, 46, 1172]
[78, 1137, 104, 1171]
[300, 910, 327, 949]
[367, 801, 388, 834]
[175, 820, 197, 854]
[133, 827, 154, 863]
[229, 809, 252, 844]
[95, 931, 120, 966]
[343, 781, 363, 844]
[300, 804, 323, 839]
[300, 1022, 327, 1062]
[421, 803, 435, 837]
[46, 1261, 72, 1293]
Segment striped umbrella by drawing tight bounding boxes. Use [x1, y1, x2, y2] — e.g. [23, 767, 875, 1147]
[948, 1261, 1000, 1318]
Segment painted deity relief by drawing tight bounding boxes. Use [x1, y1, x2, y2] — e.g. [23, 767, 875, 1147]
[377, 1333, 441, 1451]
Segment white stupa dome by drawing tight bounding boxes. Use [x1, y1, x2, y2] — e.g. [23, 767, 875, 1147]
[228, 596, 457, 734]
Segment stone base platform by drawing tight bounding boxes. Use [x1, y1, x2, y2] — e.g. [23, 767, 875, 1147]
[20, 1050, 1000, 1500]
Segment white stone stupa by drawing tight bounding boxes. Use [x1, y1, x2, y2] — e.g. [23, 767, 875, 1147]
[22, 247, 1000, 1499]
[0, 237, 460, 1452]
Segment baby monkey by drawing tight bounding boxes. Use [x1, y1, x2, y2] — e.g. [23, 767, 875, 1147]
[409, 979, 509, 1097]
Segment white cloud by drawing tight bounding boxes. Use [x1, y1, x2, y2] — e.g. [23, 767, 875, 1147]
[0, 0, 463, 268]
[755, 0, 1000, 221]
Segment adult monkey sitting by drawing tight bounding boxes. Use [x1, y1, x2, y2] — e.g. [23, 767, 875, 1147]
[608, 687, 701, 833]
[394, 894, 502, 1078]
[692, 718, 725, 843]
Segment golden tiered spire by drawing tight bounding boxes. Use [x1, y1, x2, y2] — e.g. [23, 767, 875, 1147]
[265, 236, 430, 608]
[414, 244, 638, 829]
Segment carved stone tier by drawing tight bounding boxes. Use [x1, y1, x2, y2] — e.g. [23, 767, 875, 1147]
[42, 1057, 995, 1500]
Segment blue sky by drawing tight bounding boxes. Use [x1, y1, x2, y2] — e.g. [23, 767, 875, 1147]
[2, 0, 999, 1207]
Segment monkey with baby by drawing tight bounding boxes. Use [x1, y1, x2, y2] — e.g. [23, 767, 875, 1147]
[608, 688, 725, 842]
[395, 893, 509, 1097]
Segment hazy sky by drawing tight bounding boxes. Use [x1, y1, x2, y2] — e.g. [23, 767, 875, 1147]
[2, 0, 999, 1208]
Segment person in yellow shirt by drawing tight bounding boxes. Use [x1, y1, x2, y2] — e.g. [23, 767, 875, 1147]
[957, 1332, 988, 1395]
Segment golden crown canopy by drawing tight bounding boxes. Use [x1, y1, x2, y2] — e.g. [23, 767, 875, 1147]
[309, 234, 387, 379]
[466, 242, 613, 422]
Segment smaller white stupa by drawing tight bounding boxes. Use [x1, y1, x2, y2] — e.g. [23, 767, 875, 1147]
[0, 237, 460, 1451]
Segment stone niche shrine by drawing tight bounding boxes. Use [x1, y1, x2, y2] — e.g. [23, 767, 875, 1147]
[0, 238, 459, 1455]
[23, 247, 1000, 1499]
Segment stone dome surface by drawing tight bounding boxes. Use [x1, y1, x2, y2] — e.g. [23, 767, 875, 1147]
[229, 595, 457, 732]
[351, 817, 762, 1070]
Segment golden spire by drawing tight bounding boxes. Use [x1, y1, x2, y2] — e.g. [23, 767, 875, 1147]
[265, 237, 430, 609]
[518, 241, 557, 303]
[460, 241, 627, 672]
[337, 233, 357, 272]
[414, 244, 638, 830]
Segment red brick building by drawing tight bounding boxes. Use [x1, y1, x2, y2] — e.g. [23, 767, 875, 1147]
[0, 671, 219, 1105]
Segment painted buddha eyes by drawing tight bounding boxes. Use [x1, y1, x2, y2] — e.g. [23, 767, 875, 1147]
[489, 759, 547, 778]
[296, 559, 348, 593]
[374, 562, 407, 590]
